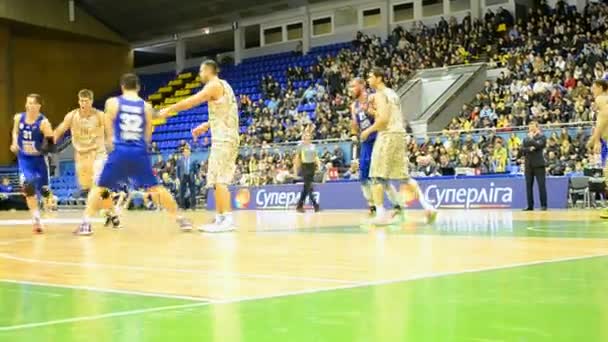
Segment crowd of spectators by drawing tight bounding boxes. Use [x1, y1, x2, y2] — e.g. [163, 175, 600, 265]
[236, 5, 516, 147]
[449, 1, 608, 131]
[146, 1, 603, 192]
[407, 126, 593, 177]
[147, 124, 594, 192]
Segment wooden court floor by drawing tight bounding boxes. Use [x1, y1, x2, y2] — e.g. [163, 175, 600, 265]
[1, 209, 608, 341]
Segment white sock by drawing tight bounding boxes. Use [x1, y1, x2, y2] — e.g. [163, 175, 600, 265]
[222, 212, 233, 224]
[215, 213, 223, 224]
[32, 210, 40, 222]
[83, 215, 91, 224]
[386, 184, 402, 207]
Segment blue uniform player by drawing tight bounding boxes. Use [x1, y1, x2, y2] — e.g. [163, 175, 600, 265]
[10, 94, 55, 234]
[76, 73, 191, 235]
[350, 78, 377, 215]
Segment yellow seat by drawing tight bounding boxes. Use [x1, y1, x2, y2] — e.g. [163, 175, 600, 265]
[152, 117, 166, 126]
[174, 89, 192, 97]
[177, 72, 193, 80]
[185, 82, 201, 89]
[168, 79, 183, 87]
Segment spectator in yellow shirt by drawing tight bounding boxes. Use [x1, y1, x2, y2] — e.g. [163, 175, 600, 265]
[492, 139, 508, 172]
[507, 133, 522, 151]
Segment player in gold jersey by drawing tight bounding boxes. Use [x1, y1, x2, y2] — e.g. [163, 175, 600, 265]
[588, 79, 608, 219]
[54, 89, 119, 227]
[362, 67, 437, 225]
[160, 60, 239, 232]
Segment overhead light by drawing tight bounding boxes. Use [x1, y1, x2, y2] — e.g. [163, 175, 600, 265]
[68, 0, 75, 22]
[133, 41, 175, 51]
[201, 27, 210, 34]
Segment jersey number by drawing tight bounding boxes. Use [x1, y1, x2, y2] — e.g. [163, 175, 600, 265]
[22, 130, 32, 140]
[119, 114, 143, 141]
[358, 112, 371, 130]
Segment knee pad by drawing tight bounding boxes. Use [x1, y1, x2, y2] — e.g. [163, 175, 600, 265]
[23, 182, 36, 197]
[100, 189, 111, 199]
[40, 186, 51, 198]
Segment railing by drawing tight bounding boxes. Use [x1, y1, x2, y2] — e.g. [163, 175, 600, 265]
[420, 121, 594, 138]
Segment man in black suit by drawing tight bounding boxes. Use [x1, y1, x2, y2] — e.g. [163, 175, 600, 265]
[521, 121, 547, 210]
[176, 147, 197, 209]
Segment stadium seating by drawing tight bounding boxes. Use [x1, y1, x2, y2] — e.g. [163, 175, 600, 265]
[147, 42, 351, 152]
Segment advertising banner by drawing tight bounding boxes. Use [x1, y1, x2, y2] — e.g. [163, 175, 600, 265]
[207, 176, 569, 210]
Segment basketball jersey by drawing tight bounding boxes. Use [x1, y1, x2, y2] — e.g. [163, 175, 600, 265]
[378, 87, 406, 135]
[354, 98, 376, 142]
[17, 113, 46, 157]
[114, 96, 147, 150]
[71, 109, 106, 154]
[208, 79, 239, 145]
[597, 95, 608, 140]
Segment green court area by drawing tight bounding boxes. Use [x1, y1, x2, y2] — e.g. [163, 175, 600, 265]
[2, 256, 608, 341]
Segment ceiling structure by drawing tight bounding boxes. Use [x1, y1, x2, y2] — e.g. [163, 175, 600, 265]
[78, 0, 321, 43]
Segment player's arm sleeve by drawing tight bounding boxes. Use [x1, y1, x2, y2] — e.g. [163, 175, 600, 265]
[350, 104, 359, 134]
[144, 103, 154, 145]
[104, 98, 118, 147]
[11, 114, 20, 147]
[165, 82, 220, 114]
[95, 110, 106, 147]
[53, 111, 73, 143]
[40, 119, 57, 153]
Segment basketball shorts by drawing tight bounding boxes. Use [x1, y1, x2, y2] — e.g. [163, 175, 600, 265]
[207, 142, 238, 187]
[75, 151, 107, 190]
[97, 146, 158, 190]
[359, 140, 375, 182]
[18, 155, 49, 192]
[601, 139, 608, 186]
[369, 133, 408, 180]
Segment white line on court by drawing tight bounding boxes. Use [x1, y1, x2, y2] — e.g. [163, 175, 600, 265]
[527, 225, 608, 236]
[0, 253, 357, 284]
[0, 302, 210, 331]
[1, 253, 607, 331]
[0, 279, 212, 302]
[212, 252, 608, 305]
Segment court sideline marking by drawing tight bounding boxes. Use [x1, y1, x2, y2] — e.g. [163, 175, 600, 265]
[0, 279, 212, 302]
[0, 302, 210, 332]
[1, 252, 607, 331]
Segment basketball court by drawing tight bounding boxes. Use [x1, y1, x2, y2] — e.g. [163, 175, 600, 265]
[1, 209, 607, 341]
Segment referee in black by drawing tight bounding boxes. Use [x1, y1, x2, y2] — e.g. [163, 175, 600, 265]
[522, 121, 547, 211]
[294, 132, 320, 213]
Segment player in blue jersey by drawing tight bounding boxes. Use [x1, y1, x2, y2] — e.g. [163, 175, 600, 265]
[350, 78, 377, 216]
[350, 78, 405, 219]
[10, 94, 56, 234]
[75, 73, 191, 235]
